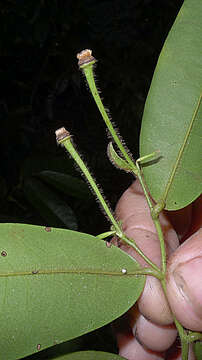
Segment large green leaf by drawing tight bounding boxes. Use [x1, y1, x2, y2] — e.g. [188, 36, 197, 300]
[140, 0, 202, 210]
[57, 350, 126, 359]
[0, 223, 145, 359]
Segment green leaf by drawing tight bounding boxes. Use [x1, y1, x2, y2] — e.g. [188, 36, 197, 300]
[107, 142, 133, 172]
[140, 0, 202, 210]
[24, 177, 78, 230]
[56, 350, 126, 359]
[0, 223, 145, 359]
[37, 170, 93, 201]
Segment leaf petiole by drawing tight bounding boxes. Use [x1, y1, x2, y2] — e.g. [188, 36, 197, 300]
[96, 230, 116, 240]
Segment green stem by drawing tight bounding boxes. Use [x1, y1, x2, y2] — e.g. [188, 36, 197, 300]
[77, 51, 165, 277]
[121, 234, 162, 276]
[136, 168, 153, 211]
[136, 154, 156, 211]
[128, 267, 163, 280]
[96, 230, 116, 240]
[163, 295, 189, 360]
[80, 52, 167, 274]
[136, 158, 167, 274]
[78, 52, 138, 175]
[181, 341, 189, 360]
[137, 160, 186, 354]
[56, 128, 121, 237]
[56, 127, 162, 275]
[187, 331, 202, 342]
[153, 217, 167, 275]
[84, 66, 135, 169]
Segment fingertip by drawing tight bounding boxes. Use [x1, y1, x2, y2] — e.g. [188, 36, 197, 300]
[135, 315, 177, 352]
[138, 276, 174, 325]
[118, 336, 165, 360]
[167, 228, 202, 331]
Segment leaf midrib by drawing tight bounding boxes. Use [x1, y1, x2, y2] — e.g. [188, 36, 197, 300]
[163, 93, 201, 202]
[0, 269, 140, 277]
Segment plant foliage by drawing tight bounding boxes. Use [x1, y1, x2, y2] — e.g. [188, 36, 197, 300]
[140, 0, 202, 210]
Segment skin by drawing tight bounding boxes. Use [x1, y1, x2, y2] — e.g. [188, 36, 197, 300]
[112, 180, 202, 360]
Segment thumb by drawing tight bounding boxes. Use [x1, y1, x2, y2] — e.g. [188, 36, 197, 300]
[166, 228, 202, 331]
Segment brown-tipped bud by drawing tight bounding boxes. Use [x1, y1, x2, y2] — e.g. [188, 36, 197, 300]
[77, 49, 96, 67]
[55, 127, 71, 143]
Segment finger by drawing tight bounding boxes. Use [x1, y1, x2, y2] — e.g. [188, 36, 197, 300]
[113, 313, 165, 360]
[113, 180, 179, 325]
[115, 180, 179, 250]
[113, 180, 198, 358]
[118, 336, 165, 360]
[138, 276, 173, 325]
[166, 228, 202, 331]
[134, 314, 177, 352]
[114, 303, 195, 359]
[114, 303, 177, 355]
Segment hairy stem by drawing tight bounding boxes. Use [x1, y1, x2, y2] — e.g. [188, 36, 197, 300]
[77, 50, 138, 175]
[153, 217, 167, 275]
[55, 128, 121, 236]
[121, 234, 161, 275]
[56, 127, 162, 275]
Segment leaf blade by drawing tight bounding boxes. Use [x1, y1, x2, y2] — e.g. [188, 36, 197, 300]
[107, 142, 133, 172]
[0, 223, 145, 359]
[140, 0, 202, 210]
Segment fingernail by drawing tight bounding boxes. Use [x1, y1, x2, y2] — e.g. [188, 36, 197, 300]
[132, 324, 136, 336]
[173, 257, 202, 314]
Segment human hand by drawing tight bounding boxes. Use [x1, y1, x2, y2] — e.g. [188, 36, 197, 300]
[112, 180, 202, 360]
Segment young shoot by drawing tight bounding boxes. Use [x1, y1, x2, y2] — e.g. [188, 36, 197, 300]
[55, 127, 162, 276]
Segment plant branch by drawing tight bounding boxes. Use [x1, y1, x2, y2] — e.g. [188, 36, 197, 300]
[77, 49, 138, 175]
[56, 127, 162, 276]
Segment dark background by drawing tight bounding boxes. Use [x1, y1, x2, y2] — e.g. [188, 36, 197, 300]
[0, 0, 184, 234]
[0, 0, 183, 357]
